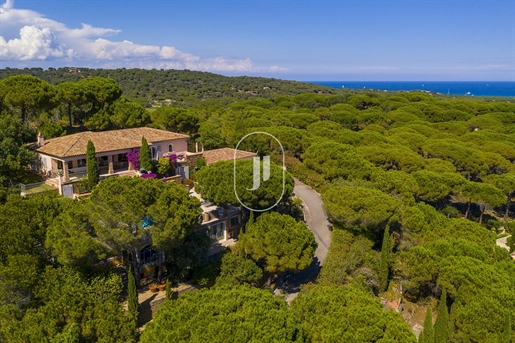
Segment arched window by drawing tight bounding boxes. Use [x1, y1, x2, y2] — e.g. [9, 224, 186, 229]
[168, 143, 174, 152]
[140, 245, 159, 265]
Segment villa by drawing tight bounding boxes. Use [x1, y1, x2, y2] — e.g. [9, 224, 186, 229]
[29, 127, 256, 274]
[31, 127, 257, 198]
[33, 127, 191, 182]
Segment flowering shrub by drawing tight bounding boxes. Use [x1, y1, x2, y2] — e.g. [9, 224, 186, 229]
[167, 153, 178, 169]
[127, 148, 140, 170]
[157, 158, 173, 176]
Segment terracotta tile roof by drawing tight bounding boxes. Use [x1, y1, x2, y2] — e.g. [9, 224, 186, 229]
[36, 128, 189, 158]
[202, 148, 257, 165]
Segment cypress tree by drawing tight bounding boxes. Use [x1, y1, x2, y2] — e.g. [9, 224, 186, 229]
[86, 140, 98, 190]
[127, 266, 139, 323]
[434, 289, 449, 343]
[245, 211, 255, 234]
[379, 225, 391, 292]
[419, 306, 434, 343]
[166, 281, 173, 301]
[501, 312, 512, 343]
[448, 301, 457, 342]
[140, 136, 152, 172]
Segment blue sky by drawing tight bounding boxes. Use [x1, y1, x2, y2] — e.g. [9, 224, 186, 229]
[0, 0, 514, 81]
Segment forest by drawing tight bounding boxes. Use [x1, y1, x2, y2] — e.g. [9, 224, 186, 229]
[1, 69, 515, 342]
[0, 67, 338, 107]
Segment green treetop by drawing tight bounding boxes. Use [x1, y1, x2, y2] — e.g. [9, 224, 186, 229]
[0, 74, 56, 122]
[140, 285, 304, 343]
[238, 212, 316, 278]
[291, 284, 417, 342]
[195, 159, 294, 211]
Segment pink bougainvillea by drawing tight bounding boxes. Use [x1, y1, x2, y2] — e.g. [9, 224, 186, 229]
[140, 173, 157, 179]
[167, 153, 178, 169]
[127, 148, 140, 170]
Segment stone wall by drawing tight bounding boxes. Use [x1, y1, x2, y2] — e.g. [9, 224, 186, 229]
[185, 152, 204, 170]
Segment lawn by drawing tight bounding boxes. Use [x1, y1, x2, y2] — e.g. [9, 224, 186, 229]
[20, 182, 58, 196]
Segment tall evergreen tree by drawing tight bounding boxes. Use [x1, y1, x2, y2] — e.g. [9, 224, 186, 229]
[86, 140, 98, 190]
[434, 289, 449, 343]
[140, 136, 152, 172]
[379, 225, 391, 292]
[166, 281, 173, 301]
[500, 312, 512, 343]
[419, 306, 434, 343]
[245, 210, 255, 233]
[127, 266, 139, 323]
[448, 301, 457, 342]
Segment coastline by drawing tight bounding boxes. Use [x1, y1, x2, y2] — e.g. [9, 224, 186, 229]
[307, 81, 515, 97]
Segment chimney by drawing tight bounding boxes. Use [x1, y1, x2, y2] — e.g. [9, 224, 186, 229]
[202, 212, 210, 222]
[37, 132, 45, 147]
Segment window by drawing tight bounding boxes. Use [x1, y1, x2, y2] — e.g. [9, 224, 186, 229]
[140, 246, 159, 266]
[118, 153, 127, 162]
[230, 216, 240, 227]
[77, 159, 87, 167]
[150, 146, 158, 160]
[67, 161, 73, 170]
[168, 143, 174, 152]
[209, 222, 225, 241]
[98, 156, 108, 167]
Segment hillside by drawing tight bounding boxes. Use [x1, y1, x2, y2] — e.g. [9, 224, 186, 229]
[0, 67, 340, 107]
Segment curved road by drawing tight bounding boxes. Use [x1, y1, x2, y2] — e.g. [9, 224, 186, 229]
[496, 234, 515, 259]
[294, 178, 332, 263]
[275, 178, 332, 301]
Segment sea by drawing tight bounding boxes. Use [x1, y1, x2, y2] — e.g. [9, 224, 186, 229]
[309, 81, 515, 98]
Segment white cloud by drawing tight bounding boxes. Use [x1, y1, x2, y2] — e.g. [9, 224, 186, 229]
[0, 25, 77, 61]
[1, 0, 12, 10]
[0, 0, 260, 72]
[268, 65, 289, 72]
[63, 23, 120, 40]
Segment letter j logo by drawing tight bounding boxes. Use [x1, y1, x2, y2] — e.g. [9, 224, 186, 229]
[234, 132, 285, 212]
[248, 156, 270, 191]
